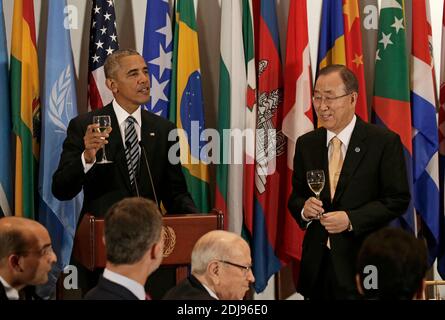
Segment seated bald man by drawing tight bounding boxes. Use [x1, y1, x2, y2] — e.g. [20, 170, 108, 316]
[163, 230, 255, 300]
[0, 217, 57, 300]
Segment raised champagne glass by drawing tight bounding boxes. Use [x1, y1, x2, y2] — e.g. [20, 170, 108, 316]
[306, 169, 325, 200]
[93, 115, 113, 164]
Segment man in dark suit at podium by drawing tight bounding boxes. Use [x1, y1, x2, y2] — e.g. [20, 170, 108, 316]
[52, 49, 198, 217]
[52, 49, 198, 296]
[85, 197, 163, 300]
[288, 65, 410, 299]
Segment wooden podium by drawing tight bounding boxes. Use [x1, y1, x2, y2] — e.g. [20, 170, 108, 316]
[72, 211, 223, 284]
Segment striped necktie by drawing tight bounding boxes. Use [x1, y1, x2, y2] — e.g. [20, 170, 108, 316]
[125, 116, 140, 187]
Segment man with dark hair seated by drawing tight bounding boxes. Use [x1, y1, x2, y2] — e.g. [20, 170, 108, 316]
[356, 227, 428, 300]
[85, 197, 163, 300]
[0, 217, 57, 300]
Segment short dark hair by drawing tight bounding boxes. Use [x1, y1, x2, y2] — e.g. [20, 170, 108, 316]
[0, 228, 30, 262]
[356, 227, 428, 300]
[104, 49, 140, 79]
[316, 64, 358, 94]
[105, 197, 163, 264]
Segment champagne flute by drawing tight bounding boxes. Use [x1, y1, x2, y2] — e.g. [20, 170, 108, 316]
[93, 115, 113, 164]
[306, 170, 325, 201]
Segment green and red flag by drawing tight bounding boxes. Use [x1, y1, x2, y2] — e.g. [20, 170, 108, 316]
[373, 0, 415, 232]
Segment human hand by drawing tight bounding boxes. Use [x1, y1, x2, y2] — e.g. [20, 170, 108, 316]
[303, 197, 324, 220]
[320, 211, 350, 233]
[83, 124, 112, 163]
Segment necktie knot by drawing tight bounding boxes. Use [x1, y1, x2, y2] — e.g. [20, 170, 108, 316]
[330, 136, 341, 150]
[126, 116, 136, 125]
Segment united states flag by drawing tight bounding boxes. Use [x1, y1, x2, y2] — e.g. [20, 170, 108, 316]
[88, 0, 119, 110]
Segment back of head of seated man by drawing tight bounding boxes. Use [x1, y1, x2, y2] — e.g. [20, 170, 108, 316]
[356, 227, 428, 300]
[85, 197, 164, 300]
[163, 230, 255, 300]
[0, 217, 57, 300]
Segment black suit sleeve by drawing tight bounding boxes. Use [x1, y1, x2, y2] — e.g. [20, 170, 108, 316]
[346, 133, 410, 236]
[288, 137, 310, 229]
[52, 117, 87, 201]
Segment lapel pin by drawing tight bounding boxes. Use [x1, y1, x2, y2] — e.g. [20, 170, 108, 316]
[355, 147, 360, 153]
[150, 132, 155, 136]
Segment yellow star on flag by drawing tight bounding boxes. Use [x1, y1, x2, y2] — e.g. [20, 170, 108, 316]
[352, 54, 363, 68]
[343, 0, 359, 31]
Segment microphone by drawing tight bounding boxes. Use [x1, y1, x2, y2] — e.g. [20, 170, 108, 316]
[139, 141, 159, 208]
[125, 140, 140, 197]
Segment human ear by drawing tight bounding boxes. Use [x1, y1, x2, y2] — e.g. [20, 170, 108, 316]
[9, 255, 24, 273]
[106, 78, 117, 93]
[355, 274, 364, 295]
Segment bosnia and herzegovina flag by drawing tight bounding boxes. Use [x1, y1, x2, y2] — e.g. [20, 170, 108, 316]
[11, 0, 40, 219]
[317, 0, 368, 122]
[142, 0, 172, 118]
[373, 0, 415, 232]
[169, 0, 209, 213]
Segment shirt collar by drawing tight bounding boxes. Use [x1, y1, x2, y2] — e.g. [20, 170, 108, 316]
[0, 275, 20, 300]
[112, 100, 142, 128]
[326, 115, 356, 148]
[201, 283, 219, 300]
[103, 268, 146, 300]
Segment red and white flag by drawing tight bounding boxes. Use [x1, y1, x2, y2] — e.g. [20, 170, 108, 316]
[280, 0, 314, 270]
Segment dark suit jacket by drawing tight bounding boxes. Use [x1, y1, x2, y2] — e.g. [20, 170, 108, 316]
[162, 274, 216, 300]
[52, 103, 198, 217]
[84, 276, 139, 300]
[0, 282, 41, 301]
[288, 117, 410, 298]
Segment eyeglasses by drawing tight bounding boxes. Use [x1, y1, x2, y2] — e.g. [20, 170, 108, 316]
[218, 260, 252, 275]
[18, 245, 54, 257]
[312, 93, 351, 106]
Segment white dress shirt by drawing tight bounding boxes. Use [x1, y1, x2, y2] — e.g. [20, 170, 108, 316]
[202, 283, 219, 300]
[0, 275, 19, 300]
[102, 268, 146, 300]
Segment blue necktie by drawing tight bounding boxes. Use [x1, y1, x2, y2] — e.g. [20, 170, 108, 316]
[125, 116, 140, 187]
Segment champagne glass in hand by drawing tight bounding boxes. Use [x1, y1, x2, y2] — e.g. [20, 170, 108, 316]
[307, 170, 325, 200]
[93, 115, 113, 164]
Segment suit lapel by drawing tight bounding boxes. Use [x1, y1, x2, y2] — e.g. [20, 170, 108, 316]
[333, 118, 367, 202]
[311, 129, 331, 204]
[139, 111, 158, 192]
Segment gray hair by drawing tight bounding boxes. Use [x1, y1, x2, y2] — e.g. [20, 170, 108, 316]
[191, 230, 246, 275]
